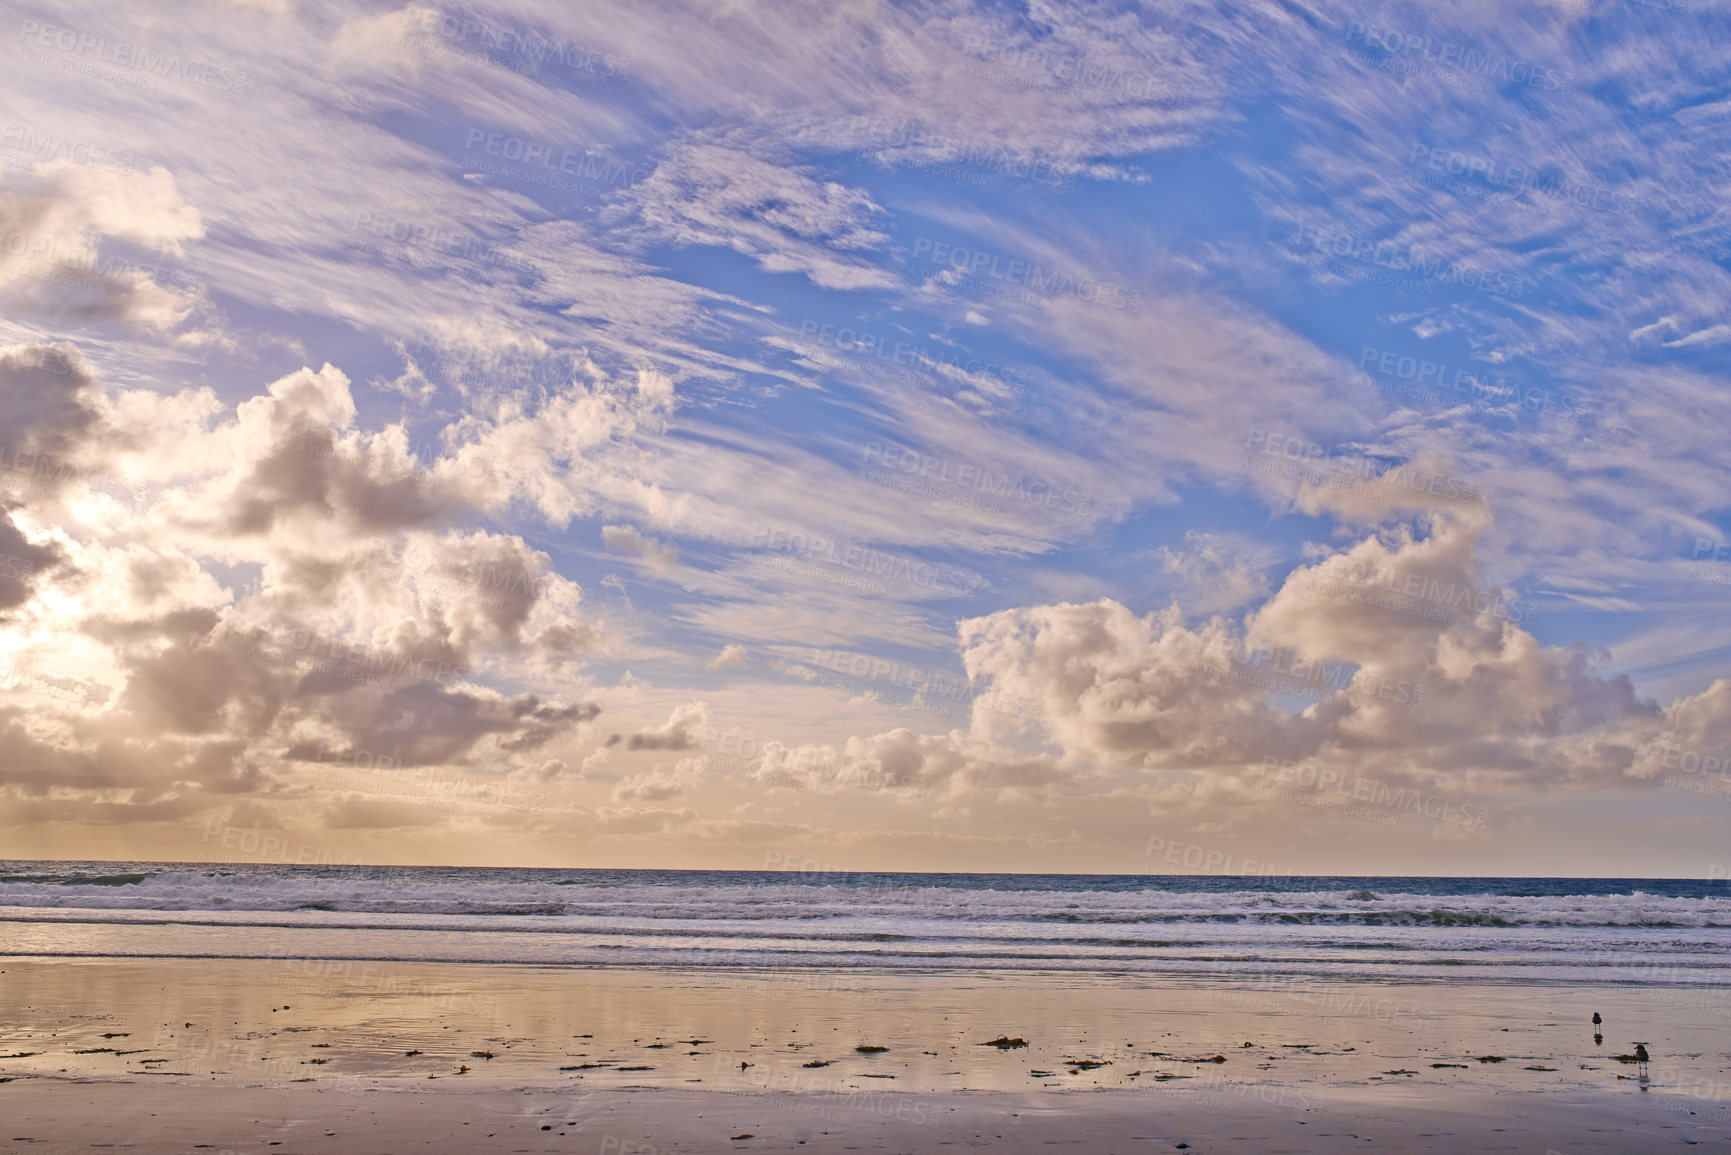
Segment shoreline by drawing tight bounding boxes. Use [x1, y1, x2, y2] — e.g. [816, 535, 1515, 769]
[4, 957, 1727, 1095]
[4, 1078, 1727, 1153]
[5, 858, 1729, 879]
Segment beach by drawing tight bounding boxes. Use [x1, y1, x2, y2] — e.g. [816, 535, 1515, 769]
[3, 865, 1729, 1150]
[5, 957, 1730, 1151]
[8, 1077, 1729, 1152]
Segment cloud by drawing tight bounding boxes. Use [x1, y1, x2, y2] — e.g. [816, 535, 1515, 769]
[601, 524, 680, 575]
[770, 506, 1708, 810]
[0, 512, 67, 615]
[0, 344, 607, 812]
[509, 757, 569, 784]
[2, 0, 1725, 869]
[287, 684, 600, 767]
[610, 700, 710, 751]
[623, 139, 898, 291]
[706, 643, 749, 670]
[1663, 324, 1731, 350]
[610, 754, 706, 802]
[754, 728, 1062, 801]
[0, 342, 105, 463]
[1152, 530, 1275, 617]
[434, 364, 676, 527]
[0, 161, 205, 332]
[959, 597, 1310, 774]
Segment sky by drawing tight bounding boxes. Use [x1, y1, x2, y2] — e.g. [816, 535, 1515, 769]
[0, 0, 1727, 876]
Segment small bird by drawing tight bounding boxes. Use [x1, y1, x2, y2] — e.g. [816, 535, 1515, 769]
[1592, 1012, 1601, 1026]
[1633, 1042, 1649, 1069]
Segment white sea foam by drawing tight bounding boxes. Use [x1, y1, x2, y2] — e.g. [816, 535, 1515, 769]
[0, 869, 1725, 927]
[1, 864, 1726, 985]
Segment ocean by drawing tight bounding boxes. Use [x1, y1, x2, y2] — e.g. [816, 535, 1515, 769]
[2, 862, 1727, 988]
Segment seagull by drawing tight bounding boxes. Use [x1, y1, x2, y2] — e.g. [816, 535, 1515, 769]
[1591, 1012, 1601, 1026]
[1633, 1042, 1650, 1072]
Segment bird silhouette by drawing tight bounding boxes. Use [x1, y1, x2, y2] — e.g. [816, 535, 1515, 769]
[1625, 1041, 1651, 1084]
[1591, 1012, 1601, 1026]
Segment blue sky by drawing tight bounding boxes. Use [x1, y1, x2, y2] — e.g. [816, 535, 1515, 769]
[0, 0, 1727, 873]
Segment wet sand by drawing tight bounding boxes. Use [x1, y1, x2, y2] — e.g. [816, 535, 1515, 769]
[7, 1079, 1731, 1153]
[3, 957, 1728, 1151]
